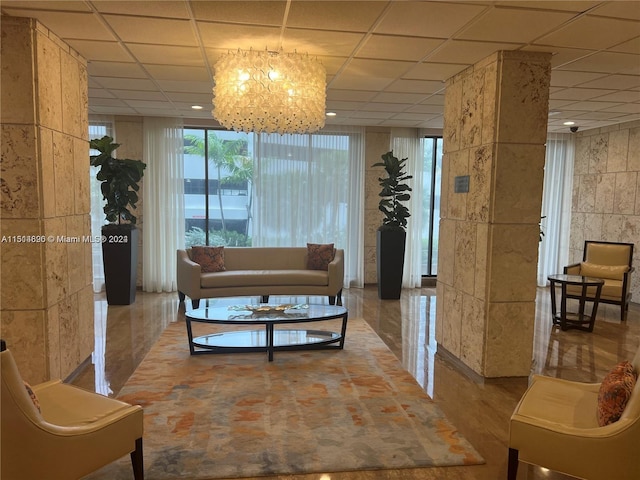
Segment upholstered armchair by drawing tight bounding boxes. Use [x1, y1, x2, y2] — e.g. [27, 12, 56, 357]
[508, 344, 640, 480]
[1, 341, 144, 480]
[564, 240, 634, 321]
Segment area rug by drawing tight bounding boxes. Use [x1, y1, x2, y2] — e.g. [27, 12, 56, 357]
[87, 317, 483, 479]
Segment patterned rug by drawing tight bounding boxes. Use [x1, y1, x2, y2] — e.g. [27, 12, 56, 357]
[87, 317, 483, 479]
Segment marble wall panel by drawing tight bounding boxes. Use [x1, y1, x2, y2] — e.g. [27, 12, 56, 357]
[61, 51, 82, 138]
[629, 127, 640, 172]
[436, 219, 455, 286]
[570, 212, 586, 251]
[594, 173, 616, 213]
[484, 301, 535, 377]
[577, 174, 597, 212]
[614, 172, 637, 214]
[460, 68, 485, 149]
[481, 60, 498, 146]
[35, 31, 63, 133]
[573, 136, 590, 175]
[1, 125, 40, 219]
[364, 174, 381, 211]
[39, 129, 56, 218]
[474, 222, 489, 300]
[588, 134, 608, 174]
[439, 150, 450, 218]
[602, 214, 626, 242]
[0, 219, 45, 310]
[494, 52, 551, 146]
[453, 221, 476, 295]
[443, 76, 462, 153]
[73, 137, 91, 214]
[571, 175, 580, 212]
[43, 217, 69, 306]
[435, 281, 445, 343]
[0, 309, 47, 383]
[0, 17, 35, 125]
[467, 145, 492, 222]
[488, 223, 539, 303]
[636, 179, 640, 215]
[607, 129, 629, 172]
[583, 213, 604, 242]
[46, 302, 61, 379]
[58, 294, 80, 378]
[492, 144, 545, 224]
[441, 284, 463, 357]
[447, 149, 470, 220]
[460, 293, 486, 375]
[77, 285, 95, 360]
[79, 65, 89, 136]
[53, 132, 74, 216]
[65, 215, 86, 295]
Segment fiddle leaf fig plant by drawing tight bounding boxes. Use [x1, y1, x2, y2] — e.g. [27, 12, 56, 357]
[90, 135, 146, 225]
[373, 151, 412, 231]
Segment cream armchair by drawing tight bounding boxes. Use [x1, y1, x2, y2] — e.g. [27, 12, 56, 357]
[508, 345, 640, 480]
[564, 240, 634, 321]
[1, 340, 144, 480]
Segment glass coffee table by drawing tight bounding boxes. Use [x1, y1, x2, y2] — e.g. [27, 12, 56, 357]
[547, 274, 604, 332]
[185, 304, 348, 361]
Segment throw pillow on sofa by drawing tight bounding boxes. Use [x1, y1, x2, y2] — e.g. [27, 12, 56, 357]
[191, 246, 226, 273]
[597, 360, 637, 426]
[307, 243, 335, 271]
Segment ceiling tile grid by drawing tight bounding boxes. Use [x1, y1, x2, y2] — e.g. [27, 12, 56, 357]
[1, 0, 639, 131]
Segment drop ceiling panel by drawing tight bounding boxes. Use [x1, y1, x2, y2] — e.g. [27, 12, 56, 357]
[425, 39, 520, 64]
[2, 0, 639, 132]
[128, 44, 204, 66]
[191, 1, 287, 25]
[65, 40, 131, 63]
[375, 2, 488, 38]
[357, 35, 444, 62]
[93, 0, 190, 19]
[536, 16, 640, 51]
[287, 1, 387, 32]
[456, 8, 575, 43]
[104, 15, 197, 46]
[2, 9, 114, 40]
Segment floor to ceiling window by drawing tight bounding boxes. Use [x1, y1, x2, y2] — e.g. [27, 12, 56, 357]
[422, 137, 443, 277]
[183, 128, 253, 247]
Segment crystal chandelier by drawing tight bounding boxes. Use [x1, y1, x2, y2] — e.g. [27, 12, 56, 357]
[212, 49, 327, 135]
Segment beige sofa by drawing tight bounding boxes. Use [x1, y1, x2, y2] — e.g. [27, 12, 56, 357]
[177, 247, 344, 309]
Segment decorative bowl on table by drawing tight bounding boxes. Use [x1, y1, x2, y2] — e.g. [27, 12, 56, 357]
[228, 304, 308, 314]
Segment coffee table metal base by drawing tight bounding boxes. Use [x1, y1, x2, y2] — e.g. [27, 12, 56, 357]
[186, 304, 348, 361]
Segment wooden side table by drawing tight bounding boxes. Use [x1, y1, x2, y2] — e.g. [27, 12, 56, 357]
[547, 274, 604, 332]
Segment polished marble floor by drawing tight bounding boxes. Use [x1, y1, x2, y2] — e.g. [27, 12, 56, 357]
[73, 286, 640, 480]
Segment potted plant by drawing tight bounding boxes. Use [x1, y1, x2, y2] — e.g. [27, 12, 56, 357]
[90, 136, 146, 305]
[373, 151, 412, 299]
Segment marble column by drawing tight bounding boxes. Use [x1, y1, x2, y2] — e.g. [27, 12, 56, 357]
[437, 51, 551, 378]
[0, 17, 94, 382]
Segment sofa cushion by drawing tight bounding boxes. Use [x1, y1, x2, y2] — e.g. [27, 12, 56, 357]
[191, 246, 226, 273]
[201, 270, 329, 288]
[597, 361, 637, 426]
[306, 243, 335, 270]
[580, 262, 628, 281]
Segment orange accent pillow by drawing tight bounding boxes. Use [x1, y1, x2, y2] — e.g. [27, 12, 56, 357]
[597, 361, 636, 426]
[24, 381, 41, 413]
[191, 246, 226, 273]
[306, 243, 335, 271]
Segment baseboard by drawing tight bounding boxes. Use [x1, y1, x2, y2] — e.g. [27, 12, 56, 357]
[64, 353, 92, 384]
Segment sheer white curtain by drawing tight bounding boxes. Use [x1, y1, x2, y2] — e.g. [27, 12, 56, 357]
[391, 128, 424, 288]
[142, 117, 185, 292]
[252, 125, 365, 288]
[89, 117, 114, 292]
[537, 133, 575, 286]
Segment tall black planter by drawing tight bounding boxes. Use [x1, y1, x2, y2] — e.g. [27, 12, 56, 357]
[376, 228, 406, 300]
[102, 225, 138, 305]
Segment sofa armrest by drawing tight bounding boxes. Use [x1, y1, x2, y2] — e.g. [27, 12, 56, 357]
[564, 263, 581, 275]
[177, 249, 201, 298]
[327, 249, 345, 293]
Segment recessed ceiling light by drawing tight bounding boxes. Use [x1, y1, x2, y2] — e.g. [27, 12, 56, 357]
[563, 121, 575, 125]
[326, 112, 337, 117]
[191, 105, 203, 110]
